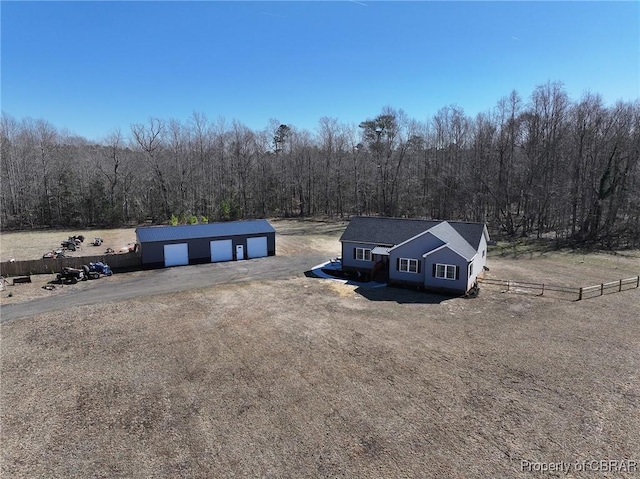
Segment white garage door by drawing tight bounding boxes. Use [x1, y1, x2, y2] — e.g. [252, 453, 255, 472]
[164, 243, 189, 267]
[210, 239, 233, 262]
[247, 236, 268, 259]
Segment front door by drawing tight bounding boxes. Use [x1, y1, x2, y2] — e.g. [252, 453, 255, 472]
[236, 244, 244, 261]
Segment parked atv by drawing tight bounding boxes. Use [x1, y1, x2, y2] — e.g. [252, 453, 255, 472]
[56, 267, 86, 284]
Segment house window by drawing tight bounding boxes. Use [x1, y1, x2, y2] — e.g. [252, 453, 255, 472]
[355, 247, 371, 261]
[482, 249, 485, 258]
[435, 263, 457, 280]
[468, 262, 473, 278]
[399, 258, 419, 273]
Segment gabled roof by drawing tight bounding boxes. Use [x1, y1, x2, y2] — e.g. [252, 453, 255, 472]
[339, 217, 442, 246]
[420, 221, 477, 261]
[447, 221, 489, 251]
[339, 216, 488, 257]
[136, 219, 275, 243]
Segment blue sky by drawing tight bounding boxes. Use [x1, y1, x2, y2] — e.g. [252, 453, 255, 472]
[2, 1, 639, 141]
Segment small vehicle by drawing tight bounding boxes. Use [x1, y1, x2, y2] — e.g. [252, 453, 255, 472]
[91, 237, 103, 246]
[81, 265, 100, 280]
[56, 267, 86, 284]
[87, 261, 113, 277]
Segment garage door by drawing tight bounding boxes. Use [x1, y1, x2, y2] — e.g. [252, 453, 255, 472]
[164, 243, 189, 267]
[247, 236, 268, 259]
[210, 239, 233, 262]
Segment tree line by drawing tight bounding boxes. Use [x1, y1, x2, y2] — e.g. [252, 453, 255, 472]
[2, 82, 639, 248]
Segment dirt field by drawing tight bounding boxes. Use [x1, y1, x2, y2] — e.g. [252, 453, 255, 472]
[0, 227, 139, 262]
[0, 219, 345, 263]
[1, 221, 639, 478]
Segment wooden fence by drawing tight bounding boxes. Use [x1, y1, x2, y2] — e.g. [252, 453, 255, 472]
[0, 252, 142, 277]
[479, 276, 639, 301]
[578, 276, 640, 300]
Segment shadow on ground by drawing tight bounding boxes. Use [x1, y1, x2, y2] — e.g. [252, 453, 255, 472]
[305, 269, 457, 304]
[354, 285, 454, 304]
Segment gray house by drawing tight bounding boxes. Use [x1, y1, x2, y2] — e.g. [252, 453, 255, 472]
[340, 217, 489, 294]
[136, 219, 275, 268]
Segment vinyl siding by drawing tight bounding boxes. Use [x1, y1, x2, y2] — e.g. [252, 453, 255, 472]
[341, 241, 377, 271]
[388, 232, 444, 284]
[466, 234, 488, 290]
[423, 246, 468, 293]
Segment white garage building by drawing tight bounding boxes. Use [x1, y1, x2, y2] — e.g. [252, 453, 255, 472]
[136, 219, 276, 268]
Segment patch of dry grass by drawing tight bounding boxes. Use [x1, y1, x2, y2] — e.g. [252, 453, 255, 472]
[0, 219, 343, 262]
[0, 228, 138, 262]
[2, 271, 639, 478]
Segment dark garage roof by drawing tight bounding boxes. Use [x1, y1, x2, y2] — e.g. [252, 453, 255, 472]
[339, 216, 487, 250]
[136, 219, 275, 243]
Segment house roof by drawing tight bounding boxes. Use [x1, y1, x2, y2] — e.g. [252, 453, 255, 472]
[421, 221, 477, 261]
[136, 219, 275, 243]
[339, 216, 488, 256]
[339, 217, 442, 246]
[371, 246, 392, 255]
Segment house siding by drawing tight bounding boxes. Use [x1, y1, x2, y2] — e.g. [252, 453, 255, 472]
[466, 234, 488, 290]
[423, 246, 468, 293]
[341, 241, 378, 272]
[388, 232, 445, 285]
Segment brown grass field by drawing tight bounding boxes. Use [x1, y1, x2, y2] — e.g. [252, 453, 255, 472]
[0, 227, 139, 263]
[1, 220, 639, 478]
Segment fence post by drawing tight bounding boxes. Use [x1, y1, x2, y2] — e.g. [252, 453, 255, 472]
[578, 287, 583, 301]
[506, 280, 510, 292]
[637, 276, 640, 288]
[619, 279, 622, 292]
[601, 283, 604, 296]
[541, 283, 545, 296]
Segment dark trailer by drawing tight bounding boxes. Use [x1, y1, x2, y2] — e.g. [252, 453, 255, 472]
[136, 219, 276, 268]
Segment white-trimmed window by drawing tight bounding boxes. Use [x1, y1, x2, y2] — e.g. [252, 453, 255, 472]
[355, 247, 372, 261]
[468, 262, 473, 278]
[435, 263, 457, 280]
[399, 258, 420, 273]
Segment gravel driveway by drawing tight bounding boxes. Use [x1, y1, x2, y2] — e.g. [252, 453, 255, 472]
[0, 253, 329, 323]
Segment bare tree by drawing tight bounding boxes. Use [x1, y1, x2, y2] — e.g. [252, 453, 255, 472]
[2, 84, 638, 246]
[131, 118, 168, 219]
